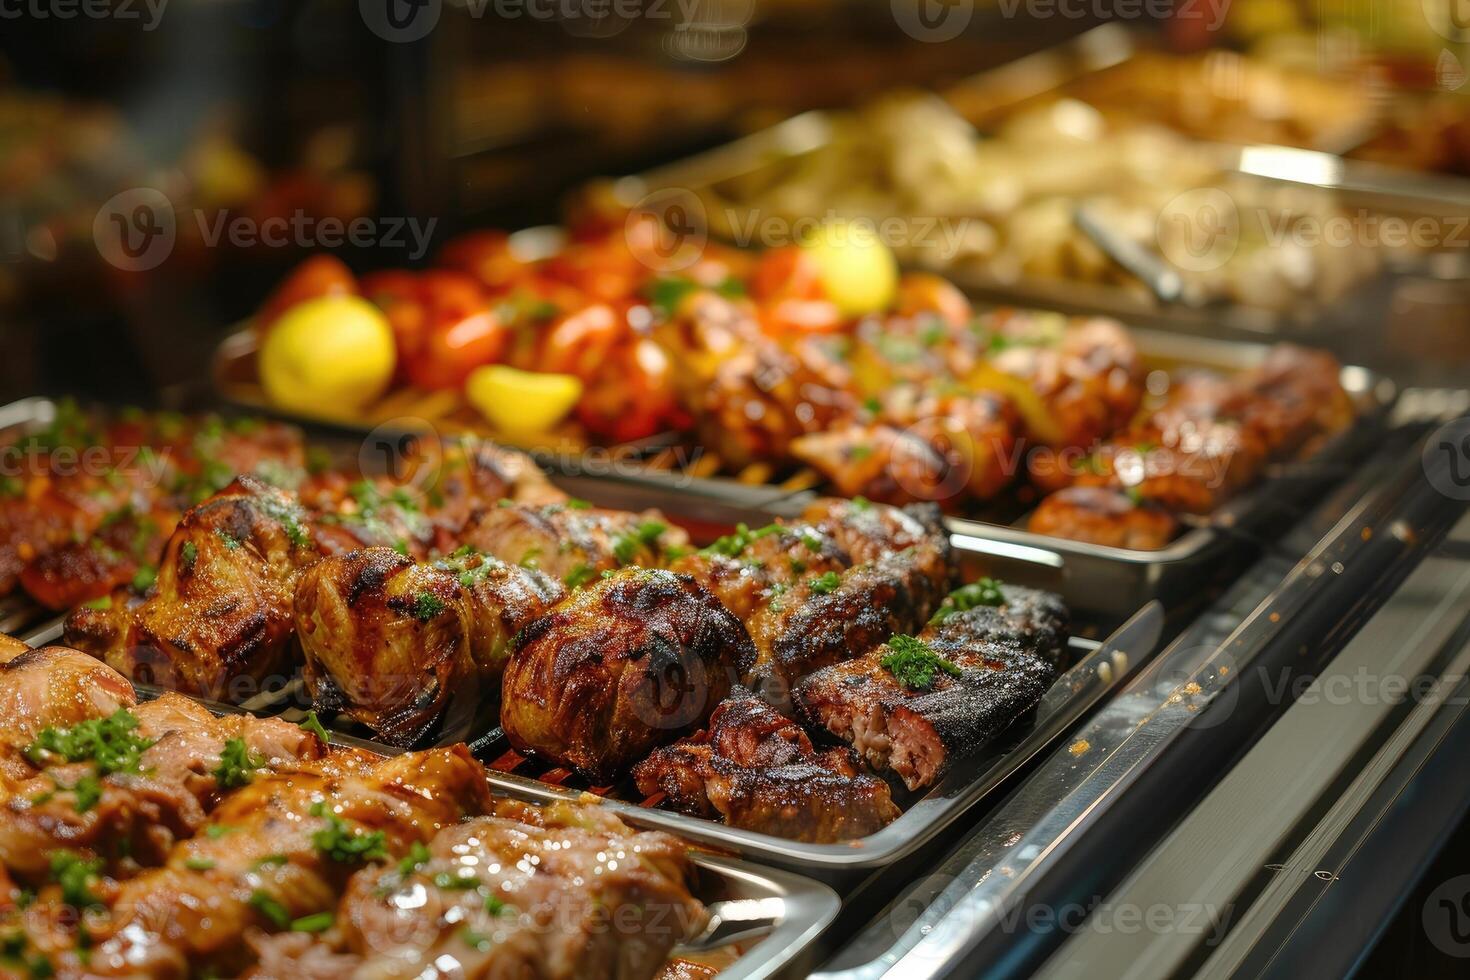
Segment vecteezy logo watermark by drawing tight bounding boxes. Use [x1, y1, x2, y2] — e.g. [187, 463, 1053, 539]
[0, 0, 168, 30]
[1423, 417, 1470, 501]
[624, 187, 709, 274]
[995, 0, 1229, 29]
[892, 0, 972, 41]
[94, 188, 439, 270]
[93, 188, 177, 272]
[359, 0, 441, 42]
[723, 210, 976, 262]
[1156, 187, 1240, 273]
[1424, 875, 1470, 957]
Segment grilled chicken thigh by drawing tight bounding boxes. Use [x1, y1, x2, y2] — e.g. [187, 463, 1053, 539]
[633, 686, 900, 842]
[795, 583, 1067, 791]
[294, 546, 564, 745]
[460, 501, 688, 584]
[64, 476, 322, 698]
[335, 799, 705, 980]
[0, 644, 136, 783]
[501, 568, 754, 783]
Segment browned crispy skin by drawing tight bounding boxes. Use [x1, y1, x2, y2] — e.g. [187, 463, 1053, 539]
[745, 500, 954, 708]
[18, 503, 180, 611]
[1237, 344, 1354, 458]
[668, 522, 850, 622]
[1027, 486, 1181, 551]
[795, 597, 1065, 791]
[337, 800, 705, 980]
[294, 547, 564, 746]
[501, 568, 754, 783]
[63, 476, 322, 700]
[77, 745, 492, 979]
[633, 687, 900, 843]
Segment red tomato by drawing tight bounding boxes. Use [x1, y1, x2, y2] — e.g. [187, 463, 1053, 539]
[751, 246, 825, 303]
[577, 338, 686, 443]
[539, 304, 626, 381]
[256, 255, 356, 332]
[359, 269, 422, 307]
[439, 232, 530, 291]
[418, 270, 486, 321]
[404, 311, 507, 391]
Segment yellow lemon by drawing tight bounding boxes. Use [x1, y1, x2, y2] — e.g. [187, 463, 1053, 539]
[466, 365, 584, 434]
[801, 219, 899, 316]
[259, 296, 395, 419]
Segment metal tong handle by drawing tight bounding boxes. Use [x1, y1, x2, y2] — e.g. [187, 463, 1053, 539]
[672, 897, 786, 954]
[1073, 201, 1190, 307]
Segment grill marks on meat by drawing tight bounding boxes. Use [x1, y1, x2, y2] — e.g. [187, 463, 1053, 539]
[63, 476, 322, 698]
[794, 585, 1069, 792]
[501, 569, 752, 783]
[294, 547, 564, 746]
[336, 800, 704, 980]
[744, 500, 954, 709]
[633, 687, 900, 843]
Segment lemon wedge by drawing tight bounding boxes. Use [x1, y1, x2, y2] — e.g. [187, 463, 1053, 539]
[801, 219, 899, 316]
[259, 296, 395, 418]
[466, 366, 584, 434]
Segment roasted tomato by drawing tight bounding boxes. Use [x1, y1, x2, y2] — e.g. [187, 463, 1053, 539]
[438, 231, 530, 292]
[750, 245, 826, 303]
[404, 310, 507, 391]
[577, 338, 687, 443]
[256, 255, 356, 332]
[538, 303, 627, 381]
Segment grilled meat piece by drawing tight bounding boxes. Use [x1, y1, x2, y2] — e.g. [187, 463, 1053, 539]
[633, 687, 900, 842]
[338, 799, 705, 980]
[0, 695, 322, 880]
[744, 500, 954, 708]
[0, 644, 136, 777]
[668, 522, 850, 621]
[1029, 485, 1186, 550]
[18, 502, 180, 611]
[460, 502, 688, 584]
[1237, 344, 1354, 458]
[795, 599, 1065, 791]
[294, 547, 564, 745]
[81, 745, 492, 978]
[64, 476, 322, 699]
[501, 568, 753, 783]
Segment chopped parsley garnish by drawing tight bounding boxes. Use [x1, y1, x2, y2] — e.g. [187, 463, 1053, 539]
[563, 563, 596, 589]
[253, 854, 289, 870]
[930, 578, 1007, 624]
[249, 890, 291, 928]
[70, 775, 102, 813]
[485, 894, 514, 916]
[880, 635, 962, 691]
[290, 912, 334, 933]
[807, 571, 841, 595]
[800, 533, 824, 553]
[566, 498, 592, 510]
[645, 277, 699, 317]
[24, 710, 154, 775]
[433, 871, 481, 890]
[299, 711, 330, 744]
[212, 738, 263, 789]
[412, 592, 446, 622]
[215, 528, 240, 550]
[397, 840, 432, 876]
[179, 541, 198, 572]
[205, 824, 237, 839]
[851, 496, 873, 512]
[184, 857, 216, 871]
[130, 565, 157, 593]
[612, 521, 667, 565]
[461, 928, 493, 952]
[309, 803, 388, 863]
[49, 852, 103, 910]
[702, 522, 781, 558]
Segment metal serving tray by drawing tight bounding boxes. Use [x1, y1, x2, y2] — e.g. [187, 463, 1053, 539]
[126, 683, 841, 980]
[623, 24, 1470, 337]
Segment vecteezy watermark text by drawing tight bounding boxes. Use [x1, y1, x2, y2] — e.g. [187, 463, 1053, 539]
[0, 0, 167, 29]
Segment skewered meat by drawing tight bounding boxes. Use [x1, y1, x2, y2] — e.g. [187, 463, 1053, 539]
[795, 588, 1067, 791]
[336, 799, 705, 980]
[1027, 486, 1181, 550]
[63, 476, 323, 699]
[294, 546, 564, 745]
[501, 568, 753, 783]
[633, 687, 900, 842]
[77, 745, 492, 978]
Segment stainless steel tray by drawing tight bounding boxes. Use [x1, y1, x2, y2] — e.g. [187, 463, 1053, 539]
[622, 24, 1470, 337]
[126, 683, 840, 980]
